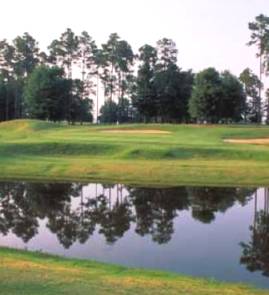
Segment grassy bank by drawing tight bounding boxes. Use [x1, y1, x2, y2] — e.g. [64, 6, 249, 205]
[2, 120, 269, 186]
[0, 247, 267, 295]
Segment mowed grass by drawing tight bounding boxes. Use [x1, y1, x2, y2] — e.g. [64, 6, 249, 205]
[2, 119, 269, 185]
[0, 247, 267, 295]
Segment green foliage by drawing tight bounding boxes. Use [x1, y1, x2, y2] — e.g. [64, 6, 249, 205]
[0, 39, 15, 79]
[0, 75, 24, 121]
[189, 68, 246, 123]
[154, 64, 193, 122]
[0, 75, 7, 121]
[133, 44, 158, 121]
[48, 28, 79, 78]
[24, 67, 93, 123]
[248, 14, 269, 72]
[13, 33, 40, 77]
[117, 97, 132, 123]
[24, 66, 71, 121]
[99, 100, 118, 123]
[69, 79, 93, 123]
[99, 98, 132, 124]
[240, 68, 263, 123]
[248, 14, 269, 122]
[189, 68, 223, 123]
[221, 71, 246, 122]
[156, 38, 178, 69]
[0, 34, 39, 120]
[134, 40, 193, 123]
[100, 33, 134, 102]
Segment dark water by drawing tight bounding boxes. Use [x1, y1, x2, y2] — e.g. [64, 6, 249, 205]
[0, 182, 269, 289]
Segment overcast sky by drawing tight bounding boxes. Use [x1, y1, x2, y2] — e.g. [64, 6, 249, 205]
[1, 0, 268, 76]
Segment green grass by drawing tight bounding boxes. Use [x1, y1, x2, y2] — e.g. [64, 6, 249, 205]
[0, 247, 267, 295]
[2, 119, 269, 186]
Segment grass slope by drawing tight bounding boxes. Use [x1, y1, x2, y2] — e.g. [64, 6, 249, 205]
[0, 247, 267, 295]
[1, 119, 269, 186]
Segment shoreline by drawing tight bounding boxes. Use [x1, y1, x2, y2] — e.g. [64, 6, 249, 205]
[0, 247, 267, 295]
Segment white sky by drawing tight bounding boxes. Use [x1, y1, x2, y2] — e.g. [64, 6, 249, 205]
[1, 0, 268, 76]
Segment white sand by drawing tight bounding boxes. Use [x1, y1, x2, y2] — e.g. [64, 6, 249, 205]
[101, 129, 171, 135]
[224, 138, 269, 145]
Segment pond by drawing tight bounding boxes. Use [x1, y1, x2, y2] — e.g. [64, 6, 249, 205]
[0, 181, 269, 289]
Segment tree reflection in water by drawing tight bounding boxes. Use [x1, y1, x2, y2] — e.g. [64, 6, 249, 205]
[240, 188, 269, 277]
[188, 187, 253, 223]
[0, 182, 256, 250]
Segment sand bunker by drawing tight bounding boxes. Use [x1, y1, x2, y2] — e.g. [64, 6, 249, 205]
[224, 138, 269, 145]
[101, 129, 171, 135]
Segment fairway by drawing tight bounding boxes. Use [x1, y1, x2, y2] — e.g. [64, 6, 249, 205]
[1, 120, 269, 186]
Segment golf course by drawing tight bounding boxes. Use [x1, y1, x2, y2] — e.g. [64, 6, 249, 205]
[2, 121, 269, 294]
[1, 1, 269, 294]
[1, 119, 269, 186]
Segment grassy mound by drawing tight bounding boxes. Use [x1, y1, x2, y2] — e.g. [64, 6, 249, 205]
[0, 119, 60, 131]
[1, 120, 269, 185]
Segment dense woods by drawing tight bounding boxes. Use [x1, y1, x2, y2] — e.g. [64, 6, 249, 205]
[0, 14, 268, 124]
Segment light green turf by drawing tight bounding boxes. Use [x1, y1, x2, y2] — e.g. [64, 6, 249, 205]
[0, 247, 267, 295]
[1, 119, 269, 186]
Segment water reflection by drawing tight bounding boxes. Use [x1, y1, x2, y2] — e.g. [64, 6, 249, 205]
[188, 187, 253, 223]
[2, 182, 269, 287]
[240, 188, 269, 277]
[0, 182, 254, 247]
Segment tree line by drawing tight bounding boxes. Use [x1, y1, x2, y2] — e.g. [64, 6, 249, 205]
[0, 14, 268, 124]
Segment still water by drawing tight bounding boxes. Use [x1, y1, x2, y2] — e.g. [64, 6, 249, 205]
[0, 181, 269, 288]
